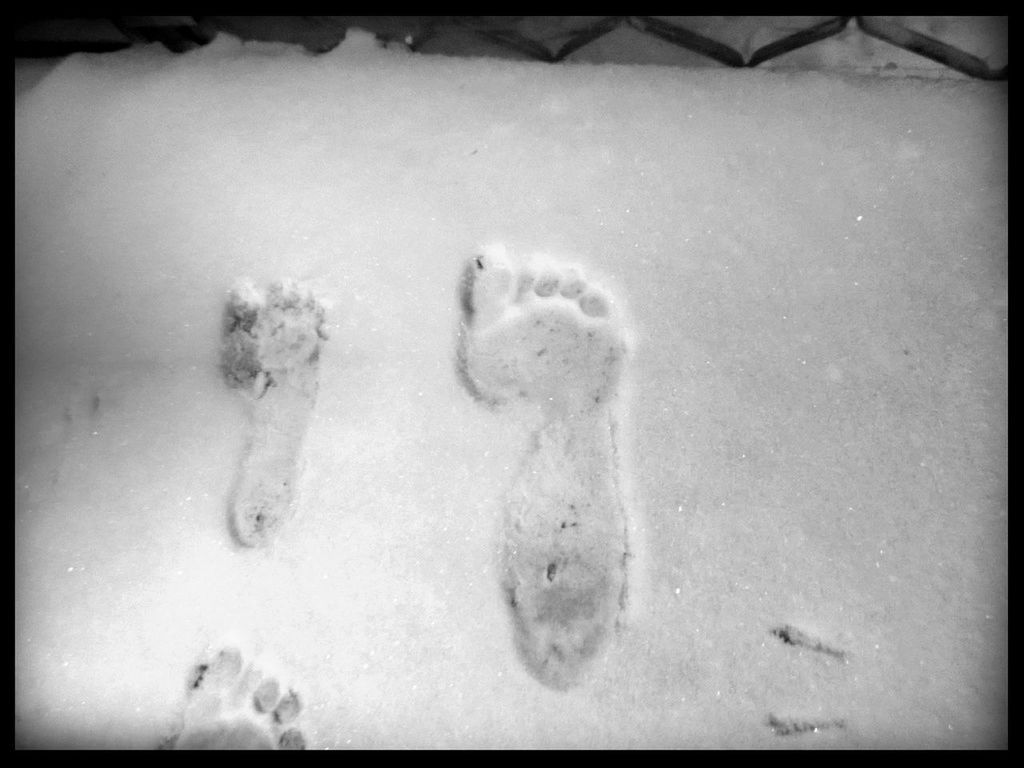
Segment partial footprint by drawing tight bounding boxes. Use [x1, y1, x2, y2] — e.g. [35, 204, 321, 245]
[456, 245, 635, 690]
[221, 280, 328, 548]
[163, 645, 307, 750]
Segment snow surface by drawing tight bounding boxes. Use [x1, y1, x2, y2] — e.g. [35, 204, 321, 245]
[14, 30, 1006, 748]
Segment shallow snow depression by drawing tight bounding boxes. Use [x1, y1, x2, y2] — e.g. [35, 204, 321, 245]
[14, 30, 1006, 748]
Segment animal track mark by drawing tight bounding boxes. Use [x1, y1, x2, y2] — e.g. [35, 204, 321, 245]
[766, 714, 846, 737]
[770, 624, 848, 662]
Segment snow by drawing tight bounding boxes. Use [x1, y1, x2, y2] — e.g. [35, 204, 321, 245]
[14, 29, 1006, 748]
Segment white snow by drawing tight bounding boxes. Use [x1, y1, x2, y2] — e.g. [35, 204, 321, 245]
[14, 29, 1006, 748]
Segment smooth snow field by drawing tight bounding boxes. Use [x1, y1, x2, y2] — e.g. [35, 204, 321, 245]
[14, 31, 1006, 749]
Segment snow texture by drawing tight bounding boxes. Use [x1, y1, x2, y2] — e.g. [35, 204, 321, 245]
[14, 29, 1006, 748]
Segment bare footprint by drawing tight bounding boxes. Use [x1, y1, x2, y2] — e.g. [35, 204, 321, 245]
[456, 245, 634, 690]
[162, 645, 307, 750]
[221, 280, 328, 548]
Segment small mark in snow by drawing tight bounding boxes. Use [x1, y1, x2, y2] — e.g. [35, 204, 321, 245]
[766, 714, 846, 736]
[770, 624, 848, 662]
